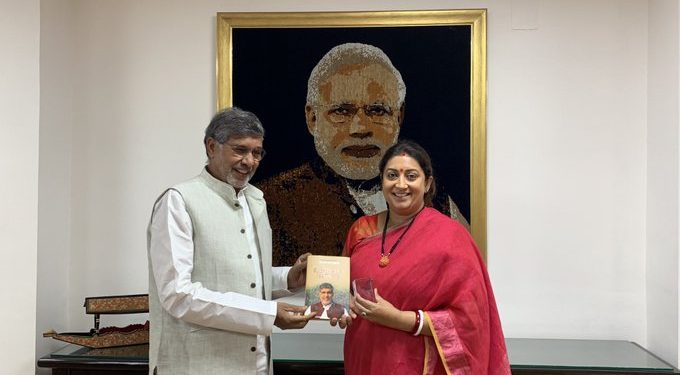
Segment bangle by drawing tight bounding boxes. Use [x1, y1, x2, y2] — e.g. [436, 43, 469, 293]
[413, 310, 424, 336]
[410, 311, 420, 334]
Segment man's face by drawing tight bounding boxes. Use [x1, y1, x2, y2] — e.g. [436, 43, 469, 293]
[306, 63, 402, 180]
[206, 136, 264, 190]
[319, 287, 333, 305]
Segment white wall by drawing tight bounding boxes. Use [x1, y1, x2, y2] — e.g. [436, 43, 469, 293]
[490, 0, 648, 342]
[0, 0, 40, 374]
[36, 0, 75, 369]
[647, 0, 680, 365]
[34, 0, 680, 369]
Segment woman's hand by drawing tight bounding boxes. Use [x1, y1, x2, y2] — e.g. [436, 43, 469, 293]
[351, 289, 414, 332]
[329, 314, 353, 329]
[329, 293, 355, 329]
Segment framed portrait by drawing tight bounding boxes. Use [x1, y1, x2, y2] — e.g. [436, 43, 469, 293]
[216, 10, 487, 263]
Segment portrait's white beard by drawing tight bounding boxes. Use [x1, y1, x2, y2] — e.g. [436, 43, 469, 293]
[312, 131, 399, 180]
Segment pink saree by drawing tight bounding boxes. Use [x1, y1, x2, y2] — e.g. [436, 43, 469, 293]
[343, 208, 510, 375]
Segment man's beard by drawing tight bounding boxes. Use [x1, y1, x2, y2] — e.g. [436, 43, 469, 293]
[226, 169, 253, 189]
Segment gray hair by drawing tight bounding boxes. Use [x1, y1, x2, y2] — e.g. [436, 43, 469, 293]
[204, 107, 265, 147]
[306, 43, 406, 107]
[319, 283, 334, 291]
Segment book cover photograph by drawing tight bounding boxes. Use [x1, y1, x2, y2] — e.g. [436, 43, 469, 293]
[304, 255, 350, 320]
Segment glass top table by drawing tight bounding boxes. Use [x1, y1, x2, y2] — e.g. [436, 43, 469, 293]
[506, 338, 675, 372]
[39, 330, 678, 374]
[270, 322, 677, 373]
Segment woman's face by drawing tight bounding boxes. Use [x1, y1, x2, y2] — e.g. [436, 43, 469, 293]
[381, 154, 432, 217]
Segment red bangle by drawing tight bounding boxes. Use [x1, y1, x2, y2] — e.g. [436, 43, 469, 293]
[411, 310, 421, 334]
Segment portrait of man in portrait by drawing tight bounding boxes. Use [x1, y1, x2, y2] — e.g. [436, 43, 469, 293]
[227, 25, 475, 265]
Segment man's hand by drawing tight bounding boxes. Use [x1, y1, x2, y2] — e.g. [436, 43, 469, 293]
[274, 302, 316, 330]
[287, 252, 311, 289]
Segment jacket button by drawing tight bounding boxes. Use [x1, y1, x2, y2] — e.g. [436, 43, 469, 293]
[247, 254, 252, 259]
[250, 283, 256, 288]
[235, 202, 240, 207]
[250, 346, 256, 352]
[240, 229, 245, 233]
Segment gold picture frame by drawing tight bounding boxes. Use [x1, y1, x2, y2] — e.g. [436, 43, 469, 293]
[216, 10, 488, 260]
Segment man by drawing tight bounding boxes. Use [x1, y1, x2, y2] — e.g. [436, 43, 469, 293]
[304, 283, 348, 320]
[259, 43, 468, 266]
[147, 107, 314, 375]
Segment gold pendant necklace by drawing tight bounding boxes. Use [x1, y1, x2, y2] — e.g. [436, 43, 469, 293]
[379, 208, 423, 268]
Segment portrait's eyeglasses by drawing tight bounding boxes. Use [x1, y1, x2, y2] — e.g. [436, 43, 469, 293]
[324, 103, 396, 125]
[225, 143, 266, 161]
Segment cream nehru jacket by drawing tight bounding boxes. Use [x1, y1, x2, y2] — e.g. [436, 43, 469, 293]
[148, 169, 275, 374]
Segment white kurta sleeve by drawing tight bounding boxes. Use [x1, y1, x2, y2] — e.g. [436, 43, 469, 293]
[149, 190, 277, 336]
[271, 267, 291, 292]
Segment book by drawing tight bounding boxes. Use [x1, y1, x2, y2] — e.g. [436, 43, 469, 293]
[304, 255, 350, 320]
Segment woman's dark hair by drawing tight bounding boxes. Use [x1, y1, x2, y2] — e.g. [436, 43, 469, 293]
[378, 140, 436, 204]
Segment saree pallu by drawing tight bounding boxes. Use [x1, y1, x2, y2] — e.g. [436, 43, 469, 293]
[343, 207, 510, 375]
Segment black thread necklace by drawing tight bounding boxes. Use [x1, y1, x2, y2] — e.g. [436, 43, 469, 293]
[379, 207, 424, 267]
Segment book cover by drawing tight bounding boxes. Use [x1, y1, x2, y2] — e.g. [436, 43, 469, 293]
[304, 255, 350, 320]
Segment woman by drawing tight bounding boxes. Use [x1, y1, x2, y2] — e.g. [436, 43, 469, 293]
[334, 140, 510, 374]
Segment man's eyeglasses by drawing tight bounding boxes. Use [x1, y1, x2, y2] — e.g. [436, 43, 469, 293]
[324, 103, 396, 125]
[225, 143, 266, 161]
